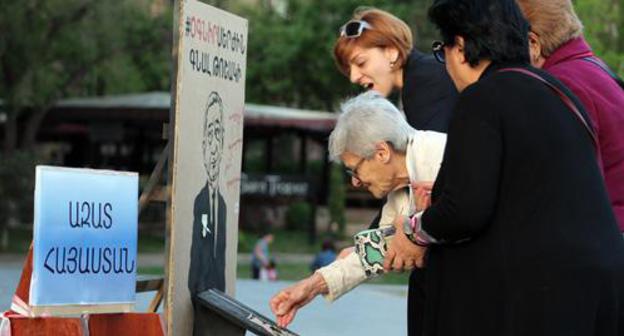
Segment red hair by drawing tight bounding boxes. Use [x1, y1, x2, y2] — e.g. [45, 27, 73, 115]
[333, 8, 413, 76]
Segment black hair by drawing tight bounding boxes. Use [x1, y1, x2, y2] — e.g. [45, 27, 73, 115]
[321, 239, 335, 252]
[428, 0, 530, 66]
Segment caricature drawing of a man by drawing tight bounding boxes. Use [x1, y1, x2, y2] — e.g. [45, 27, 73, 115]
[188, 91, 227, 335]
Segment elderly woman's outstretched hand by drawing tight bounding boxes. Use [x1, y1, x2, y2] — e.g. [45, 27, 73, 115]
[270, 273, 329, 328]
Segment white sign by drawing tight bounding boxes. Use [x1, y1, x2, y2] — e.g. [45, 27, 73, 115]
[167, 1, 247, 335]
[30, 166, 138, 315]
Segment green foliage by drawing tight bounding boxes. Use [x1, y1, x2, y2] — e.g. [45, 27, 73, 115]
[0, 151, 38, 250]
[238, 229, 318, 253]
[242, 139, 267, 173]
[0, 0, 172, 244]
[229, 0, 624, 109]
[328, 163, 346, 237]
[575, 0, 624, 76]
[285, 201, 312, 231]
[236, 261, 311, 280]
[236, 0, 435, 111]
[0, 0, 171, 151]
[137, 233, 165, 253]
[306, 159, 324, 177]
[96, 3, 172, 94]
[237, 230, 256, 253]
[0, 152, 38, 222]
[137, 266, 165, 275]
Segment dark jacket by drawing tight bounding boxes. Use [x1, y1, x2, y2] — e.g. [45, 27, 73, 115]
[189, 184, 227, 336]
[543, 37, 624, 230]
[402, 49, 458, 131]
[368, 48, 457, 336]
[421, 62, 624, 336]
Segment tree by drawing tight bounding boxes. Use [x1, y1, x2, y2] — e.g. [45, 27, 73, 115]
[575, 0, 624, 75]
[328, 163, 346, 238]
[237, 0, 435, 111]
[0, 0, 171, 249]
[0, 0, 171, 154]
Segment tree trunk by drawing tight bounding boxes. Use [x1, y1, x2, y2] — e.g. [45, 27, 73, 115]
[23, 107, 50, 150]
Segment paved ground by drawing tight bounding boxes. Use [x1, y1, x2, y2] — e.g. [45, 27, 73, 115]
[236, 279, 407, 335]
[0, 254, 408, 336]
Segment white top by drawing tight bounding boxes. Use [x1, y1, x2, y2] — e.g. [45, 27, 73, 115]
[316, 130, 447, 301]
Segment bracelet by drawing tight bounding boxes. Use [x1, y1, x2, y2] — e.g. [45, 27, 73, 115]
[409, 215, 418, 233]
[405, 215, 431, 247]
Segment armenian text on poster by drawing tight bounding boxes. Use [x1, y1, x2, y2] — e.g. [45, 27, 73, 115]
[30, 166, 138, 315]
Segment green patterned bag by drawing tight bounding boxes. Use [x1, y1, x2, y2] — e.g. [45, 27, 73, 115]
[354, 226, 396, 277]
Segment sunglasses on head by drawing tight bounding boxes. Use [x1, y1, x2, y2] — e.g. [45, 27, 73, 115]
[339, 20, 373, 38]
[432, 40, 445, 64]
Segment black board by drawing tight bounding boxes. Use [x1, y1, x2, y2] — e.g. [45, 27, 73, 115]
[197, 289, 300, 336]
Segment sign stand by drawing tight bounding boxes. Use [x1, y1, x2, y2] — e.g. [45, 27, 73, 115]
[5, 247, 165, 336]
[3, 165, 164, 335]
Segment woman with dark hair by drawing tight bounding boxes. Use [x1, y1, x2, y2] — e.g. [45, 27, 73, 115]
[384, 0, 624, 335]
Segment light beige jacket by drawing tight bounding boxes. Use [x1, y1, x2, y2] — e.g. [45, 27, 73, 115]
[317, 130, 447, 301]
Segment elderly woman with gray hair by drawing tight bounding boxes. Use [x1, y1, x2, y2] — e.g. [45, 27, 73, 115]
[270, 91, 447, 328]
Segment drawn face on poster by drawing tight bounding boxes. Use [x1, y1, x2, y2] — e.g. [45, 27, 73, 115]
[203, 92, 224, 190]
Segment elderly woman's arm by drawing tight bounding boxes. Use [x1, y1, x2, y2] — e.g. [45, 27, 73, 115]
[271, 191, 414, 326]
[316, 252, 367, 300]
[270, 251, 367, 328]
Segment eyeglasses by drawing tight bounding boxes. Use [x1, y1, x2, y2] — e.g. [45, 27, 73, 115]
[432, 40, 445, 64]
[345, 157, 366, 183]
[339, 20, 372, 38]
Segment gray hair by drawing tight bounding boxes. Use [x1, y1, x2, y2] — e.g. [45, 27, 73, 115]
[329, 91, 413, 163]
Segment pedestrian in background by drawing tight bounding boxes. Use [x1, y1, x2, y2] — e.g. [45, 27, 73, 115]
[251, 233, 274, 280]
[310, 239, 337, 272]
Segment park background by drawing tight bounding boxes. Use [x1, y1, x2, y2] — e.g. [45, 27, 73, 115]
[0, 0, 622, 317]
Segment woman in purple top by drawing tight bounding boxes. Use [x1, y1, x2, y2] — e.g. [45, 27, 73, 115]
[518, 0, 624, 230]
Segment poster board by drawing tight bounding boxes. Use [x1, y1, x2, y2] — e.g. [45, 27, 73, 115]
[197, 289, 299, 336]
[166, 0, 247, 335]
[30, 166, 138, 316]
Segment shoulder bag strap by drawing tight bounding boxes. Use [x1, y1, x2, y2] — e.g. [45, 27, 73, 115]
[582, 57, 624, 91]
[498, 67, 598, 152]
